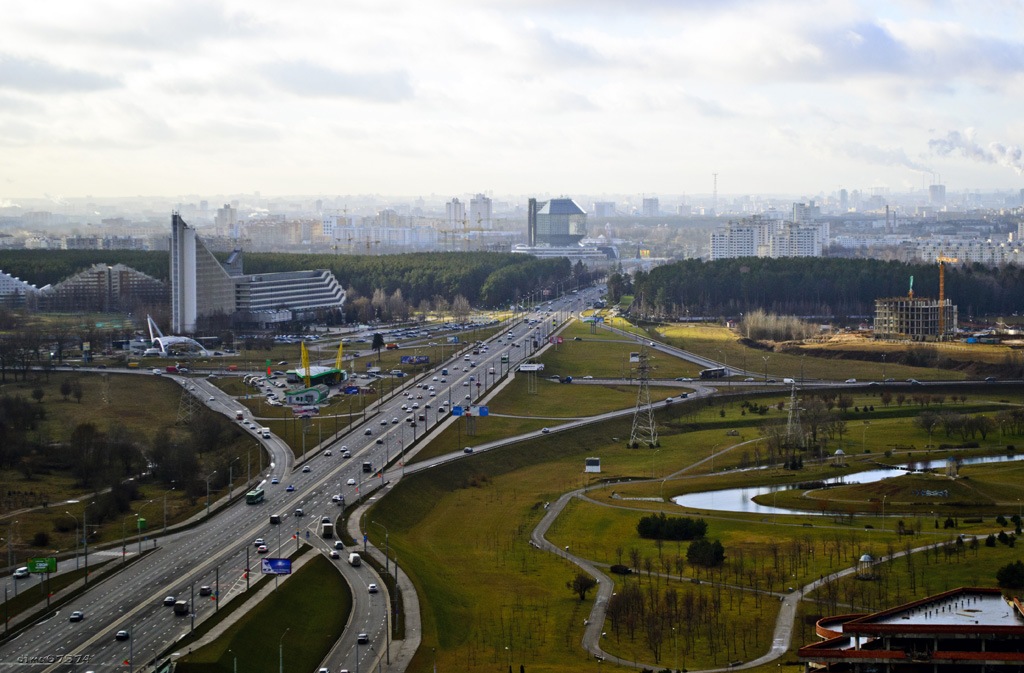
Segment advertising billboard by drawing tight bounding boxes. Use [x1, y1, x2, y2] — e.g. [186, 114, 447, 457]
[260, 558, 292, 575]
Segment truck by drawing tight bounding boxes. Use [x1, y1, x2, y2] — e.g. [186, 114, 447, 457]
[441, 368, 448, 376]
[321, 521, 334, 538]
[165, 365, 178, 374]
[348, 552, 361, 567]
[362, 461, 373, 473]
[269, 514, 281, 524]
[260, 427, 271, 438]
[173, 600, 190, 616]
[385, 343, 399, 350]
[235, 410, 245, 420]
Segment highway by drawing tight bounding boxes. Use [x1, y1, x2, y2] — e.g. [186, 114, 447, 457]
[0, 288, 598, 673]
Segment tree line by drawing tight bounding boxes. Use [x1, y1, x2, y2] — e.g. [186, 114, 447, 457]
[611, 257, 1024, 317]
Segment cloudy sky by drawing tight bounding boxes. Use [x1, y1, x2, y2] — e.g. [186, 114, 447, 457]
[3, 0, 1024, 199]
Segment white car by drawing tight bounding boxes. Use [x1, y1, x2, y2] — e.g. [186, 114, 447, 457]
[347, 478, 357, 486]
[845, 378, 857, 383]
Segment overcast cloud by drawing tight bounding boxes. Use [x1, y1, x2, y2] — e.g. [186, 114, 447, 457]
[2, 0, 1024, 197]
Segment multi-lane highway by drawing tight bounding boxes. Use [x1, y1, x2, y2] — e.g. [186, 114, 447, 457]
[0, 288, 599, 673]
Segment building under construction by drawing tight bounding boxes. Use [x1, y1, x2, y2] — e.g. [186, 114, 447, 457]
[873, 296, 957, 340]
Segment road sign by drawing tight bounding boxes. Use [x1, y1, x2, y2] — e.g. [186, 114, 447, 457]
[27, 557, 56, 573]
[452, 406, 464, 416]
[260, 558, 292, 575]
[501, 354, 509, 363]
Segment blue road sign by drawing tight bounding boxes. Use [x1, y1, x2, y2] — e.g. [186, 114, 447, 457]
[452, 406, 464, 416]
[260, 558, 292, 575]
[478, 406, 489, 417]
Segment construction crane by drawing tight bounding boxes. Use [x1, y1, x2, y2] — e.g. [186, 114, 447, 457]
[937, 255, 958, 337]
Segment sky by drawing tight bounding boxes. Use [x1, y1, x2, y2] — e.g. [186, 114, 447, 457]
[3, 0, 1024, 200]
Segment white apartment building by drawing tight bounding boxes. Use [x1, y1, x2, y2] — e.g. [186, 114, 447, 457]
[710, 216, 824, 260]
[445, 198, 465, 228]
[916, 239, 1024, 266]
[469, 194, 492, 230]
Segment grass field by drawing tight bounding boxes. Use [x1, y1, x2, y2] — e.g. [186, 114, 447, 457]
[175, 552, 351, 673]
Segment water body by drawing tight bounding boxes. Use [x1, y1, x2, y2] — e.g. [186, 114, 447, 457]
[672, 454, 1024, 517]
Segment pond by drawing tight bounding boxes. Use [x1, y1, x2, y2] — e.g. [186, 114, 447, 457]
[672, 453, 1024, 516]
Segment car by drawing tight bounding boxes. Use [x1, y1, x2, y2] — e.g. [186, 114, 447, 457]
[432, 376, 439, 381]
[907, 378, 922, 385]
[380, 419, 388, 426]
[334, 540, 345, 550]
[332, 494, 343, 503]
[302, 465, 311, 473]
[69, 610, 84, 622]
[884, 378, 895, 383]
[271, 477, 279, 485]
[391, 417, 399, 424]
[208, 395, 215, 401]
[115, 630, 130, 641]
[254, 538, 265, 546]
[294, 508, 304, 517]
[985, 376, 997, 382]
[463, 446, 474, 454]
[343, 450, 351, 458]
[257, 544, 269, 553]
[329, 550, 340, 559]
[368, 583, 379, 593]
[347, 478, 357, 486]
[12, 567, 29, 579]
[464, 394, 471, 400]
[541, 427, 550, 434]
[744, 377, 755, 382]
[286, 484, 295, 492]
[463, 381, 469, 387]
[845, 378, 857, 383]
[277, 360, 288, 366]
[199, 585, 213, 596]
[375, 438, 383, 444]
[325, 450, 332, 456]
[364, 429, 372, 435]
[583, 375, 594, 379]
[163, 596, 176, 606]
[357, 633, 370, 644]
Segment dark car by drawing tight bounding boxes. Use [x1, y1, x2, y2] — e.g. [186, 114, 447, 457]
[199, 585, 213, 597]
[69, 610, 85, 622]
[115, 630, 130, 641]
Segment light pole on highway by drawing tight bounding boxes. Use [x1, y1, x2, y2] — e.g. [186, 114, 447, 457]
[205, 470, 218, 518]
[228, 649, 237, 673]
[163, 482, 175, 533]
[136, 500, 154, 555]
[83, 503, 94, 584]
[371, 520, 390, 576]
[278, 628, 289, 673]
[762, 355, 770, 385]
[228, 457, 240, 499]
[64, 511, 80, 570]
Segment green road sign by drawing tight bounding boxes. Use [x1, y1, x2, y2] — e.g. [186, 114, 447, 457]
[501, 355, 508, 363]
[137, 517, 147, 531]
[28, 557, 56, 573]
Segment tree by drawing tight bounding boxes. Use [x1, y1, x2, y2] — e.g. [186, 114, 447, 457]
[31, 388, 43, 404]
[567, 572, 597, 601]
[996, 560, 1024, 589]
[371, 333, 385, 362]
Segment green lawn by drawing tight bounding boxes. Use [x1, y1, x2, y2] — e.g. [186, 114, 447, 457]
[175, 553, 351, 673]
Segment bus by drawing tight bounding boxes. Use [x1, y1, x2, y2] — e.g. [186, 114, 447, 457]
[245, 488, 265, 504]
[699, 367, 728, 379]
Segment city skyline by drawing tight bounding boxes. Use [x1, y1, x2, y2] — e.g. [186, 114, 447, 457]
[3, 0, 1024, 199]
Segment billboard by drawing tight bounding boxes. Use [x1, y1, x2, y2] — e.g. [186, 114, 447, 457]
[28, 557, 57, 573]
[261, 558, 292, 575]
[400, 355, 430, 365]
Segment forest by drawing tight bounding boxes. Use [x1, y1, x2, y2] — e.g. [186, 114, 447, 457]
[613, 257, 1024, 318]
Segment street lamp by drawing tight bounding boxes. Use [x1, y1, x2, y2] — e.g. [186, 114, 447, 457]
[762, 355, 770, 385]
[278, 628, 289, 673]
[228, 649, 237, 673]
[136, 500, 154, 556]
[228, 457, 240, 499]
[205, 470, 218, 518]
[371, 520, 390, 575]
[82, 503, 94, 584]
[163, 483, 176, 533]
[64, 511, 80, 570]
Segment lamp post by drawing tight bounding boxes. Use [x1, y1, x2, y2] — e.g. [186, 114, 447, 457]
[64, 511, 80, 570]
[228, 457, 240, 499]
[881, 353, 886, 381]
[862, 421, 870, 449]
[82, 503, 94, 584]
[719, 349, 729, 387]
[136, 500, 154, 555]
[163, 483, 176, 534]
[278, 628, 289, 673]
[371, 521, 390, 576]
[204, 470, 218, 518]
[762, 355, 770, 385]
[228, 649, 237, 673]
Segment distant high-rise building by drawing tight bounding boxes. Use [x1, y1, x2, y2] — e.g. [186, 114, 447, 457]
[215, 203, 237, 237]
[593, 202, 616, 218]
[445, 198, 465, 228]
[527, 198, 587, 246]
[839, 189, 849, 212]
[469, 194, 492, 230]
[792, 201, 820, 223]
[641, 198, 659, 217]
[930, 184, 947, 206]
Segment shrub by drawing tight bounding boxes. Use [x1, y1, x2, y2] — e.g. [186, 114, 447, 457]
[32, 532, 50, 547]
[636, 513, 708, 541]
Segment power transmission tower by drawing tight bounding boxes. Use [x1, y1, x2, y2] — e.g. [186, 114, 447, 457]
[177, 386, 202, 425]
[628, 347, 658, 448]
[785, 382, 804, 449]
